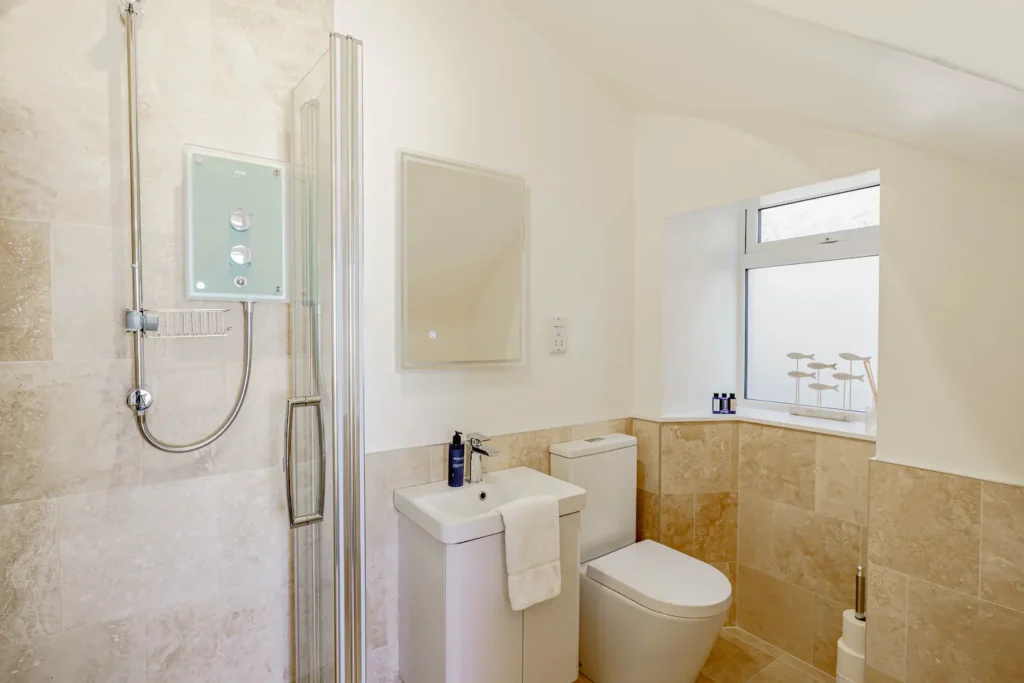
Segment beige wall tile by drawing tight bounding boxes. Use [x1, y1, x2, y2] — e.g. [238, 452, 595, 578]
[145, 588, 289, 683]
[0, 618, 145, 683]
[508, 426, 572, 474]
[0, 219, 51, 361]
[51, 223, 131, 362]
[866, 563, 908, 682]
[815, 434, 873, 525]
[662, 422, 734, 495]
[569, 418, 627, 440]
[0, 500, 60, 648]
[738, 564, 816, 663]
[980, 480, 1024, 612]
[701, 628, 776, 682]
[711, 562, 738, 626]
[739, 492, 776, 574]
[0, 361, 140, 505]
[364, 446, 444, 662]
[774, 503, 861, 604]
[695, 491, 738, 563]
[906, 577, 1024, 682]
[213, 469, 289, 592]
[660, 493, 694, 555]
[59, 475, 230, 628]
[812, 595, 845, 676]
[632, 419, 660, 493]
[868, 461, 981, 595]
[739, 424, 815, 510]
[638, 489, 660, 542]
[210, 358, 290, 477]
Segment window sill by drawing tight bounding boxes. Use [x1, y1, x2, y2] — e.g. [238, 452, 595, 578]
[633, 407, 876, 442]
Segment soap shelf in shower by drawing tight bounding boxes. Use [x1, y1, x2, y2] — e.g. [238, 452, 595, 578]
[144, 308, 233, 339]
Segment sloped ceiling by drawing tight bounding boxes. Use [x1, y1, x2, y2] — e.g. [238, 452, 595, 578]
[503, 0, 1024, 177]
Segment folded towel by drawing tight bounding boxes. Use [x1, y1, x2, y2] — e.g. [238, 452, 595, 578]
[497, 495, 561, 611]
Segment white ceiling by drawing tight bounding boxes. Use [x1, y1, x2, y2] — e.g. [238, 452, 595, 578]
[503, 0, 1024, 177]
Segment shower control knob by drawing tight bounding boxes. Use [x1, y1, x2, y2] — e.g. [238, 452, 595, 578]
[229, 209, 251, 232]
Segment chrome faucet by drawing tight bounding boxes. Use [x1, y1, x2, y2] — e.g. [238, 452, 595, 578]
[465, 432, 501, 484]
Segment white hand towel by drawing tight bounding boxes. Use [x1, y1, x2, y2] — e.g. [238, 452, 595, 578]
[497, 495, 561, 611]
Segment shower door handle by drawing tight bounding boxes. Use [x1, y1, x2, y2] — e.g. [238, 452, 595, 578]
[284, 395, 326, 528]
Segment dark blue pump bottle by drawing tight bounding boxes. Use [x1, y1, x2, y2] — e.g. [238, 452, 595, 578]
[448, 431, 465, 487]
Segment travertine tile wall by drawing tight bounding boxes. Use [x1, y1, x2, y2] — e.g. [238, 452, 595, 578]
[634, 419, 874, 669]
[737, 424, 873, 678]
[363, 418, 630, 683]
[0, 0, 329, 680]
[865, 460, 1024, 682]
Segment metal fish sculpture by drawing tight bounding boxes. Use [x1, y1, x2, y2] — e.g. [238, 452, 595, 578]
[787, 371, 816, 379]
[808, 383, 840, 392]
[839, 352, 872, 361]
[787, 352, 815, 360]
[833, 373, 865, 382]
[807, 362, 837, 370]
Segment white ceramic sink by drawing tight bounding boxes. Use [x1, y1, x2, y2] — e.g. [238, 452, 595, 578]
[394, 466, 586, 544]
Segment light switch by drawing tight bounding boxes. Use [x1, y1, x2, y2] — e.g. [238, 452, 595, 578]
[548, 316, 567, 354]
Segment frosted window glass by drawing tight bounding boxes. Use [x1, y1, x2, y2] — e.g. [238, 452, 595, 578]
[759, 186, 879, 242]
[746, 257, 879, 411]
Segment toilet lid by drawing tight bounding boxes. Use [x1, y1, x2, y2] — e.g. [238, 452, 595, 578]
[586, 540, 732, 619]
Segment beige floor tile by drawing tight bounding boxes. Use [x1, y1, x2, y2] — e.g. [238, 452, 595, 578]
[701, 629, 776, 683]
[750, 658, 832, 683]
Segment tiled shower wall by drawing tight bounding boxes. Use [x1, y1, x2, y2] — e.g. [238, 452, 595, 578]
[634, 419, 875, 677]
[363, 418, 630, 683]
[0, 0, 329, 680]
[865, 460, 1024, 682]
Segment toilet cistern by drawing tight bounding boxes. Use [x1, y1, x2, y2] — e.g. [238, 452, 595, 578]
[465, 432, 501, 484]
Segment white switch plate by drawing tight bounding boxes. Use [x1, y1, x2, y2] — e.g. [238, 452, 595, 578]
[548, 316, 567, 354]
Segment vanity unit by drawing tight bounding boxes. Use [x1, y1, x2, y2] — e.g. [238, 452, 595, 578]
[395, 467, 586, 683]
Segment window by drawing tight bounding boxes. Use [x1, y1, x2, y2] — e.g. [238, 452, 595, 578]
[742, 172, 880, 413]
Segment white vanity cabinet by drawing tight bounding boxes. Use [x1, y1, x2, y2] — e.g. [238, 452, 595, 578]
[394, 468, 585, 683]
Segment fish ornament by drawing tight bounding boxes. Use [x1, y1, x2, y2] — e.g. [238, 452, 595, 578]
[808, 383, 840, 392]
[833, 373, 865, 382]
[807, 362, 837, 371]
[839, 352, 872, 361]
[787, 371, 816, 379]
[787, 352, 815, 360]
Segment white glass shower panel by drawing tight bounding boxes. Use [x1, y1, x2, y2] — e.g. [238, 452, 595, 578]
[746, 256, 879, 411]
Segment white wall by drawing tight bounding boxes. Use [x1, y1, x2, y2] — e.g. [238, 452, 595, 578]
[635, 112, 1024, 486]
[661, 204, 743, 416]
[335, 0, 634, 453]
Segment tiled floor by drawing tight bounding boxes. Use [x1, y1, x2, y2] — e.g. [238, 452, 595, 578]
[576, 627, 834, 683]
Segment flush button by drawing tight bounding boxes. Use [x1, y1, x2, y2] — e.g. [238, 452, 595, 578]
[229, 209, 251, 231]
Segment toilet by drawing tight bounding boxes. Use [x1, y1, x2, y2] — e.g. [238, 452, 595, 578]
[550, 433, 731, 683]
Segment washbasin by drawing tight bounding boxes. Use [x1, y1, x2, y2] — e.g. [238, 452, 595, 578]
[394, 466, 586, 544]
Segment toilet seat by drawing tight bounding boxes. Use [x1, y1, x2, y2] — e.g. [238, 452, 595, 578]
[585, 540, 731, 618]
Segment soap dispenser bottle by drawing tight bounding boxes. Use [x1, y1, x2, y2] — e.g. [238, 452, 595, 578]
[448, 431, 465, 487]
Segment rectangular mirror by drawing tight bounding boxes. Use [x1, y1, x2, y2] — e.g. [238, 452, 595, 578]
[399, 151, 527, 368]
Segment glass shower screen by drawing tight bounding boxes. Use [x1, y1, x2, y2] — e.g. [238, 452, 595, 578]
[288, 34, 364, 683]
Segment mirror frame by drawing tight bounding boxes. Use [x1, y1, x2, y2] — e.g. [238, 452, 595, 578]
[396, 149, 529, 369]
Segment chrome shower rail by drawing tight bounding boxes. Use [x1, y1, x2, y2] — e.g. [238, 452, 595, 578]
[121, 1, 256, 453]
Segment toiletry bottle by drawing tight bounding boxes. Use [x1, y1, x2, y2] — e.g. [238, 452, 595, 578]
[712, 393, 721, 414]
[728, 393, 737, 414]
[448, 431, 465, 488]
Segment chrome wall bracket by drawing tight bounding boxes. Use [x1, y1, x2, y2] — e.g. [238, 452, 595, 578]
[125, 309, 159, 333]
[126, 387, 153, 412]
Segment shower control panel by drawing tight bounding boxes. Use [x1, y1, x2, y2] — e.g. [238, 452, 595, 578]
[184, 145, 287, 302]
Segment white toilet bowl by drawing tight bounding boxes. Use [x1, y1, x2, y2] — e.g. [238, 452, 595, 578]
[578, 540, 731, 683]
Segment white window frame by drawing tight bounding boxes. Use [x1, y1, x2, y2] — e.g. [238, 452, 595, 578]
[737, 170, 880, 413]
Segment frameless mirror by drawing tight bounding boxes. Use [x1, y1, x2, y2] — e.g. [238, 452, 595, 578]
[399, 151, 527, 368]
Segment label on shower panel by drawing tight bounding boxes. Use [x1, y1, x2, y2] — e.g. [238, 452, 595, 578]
[184, 145, 288, 302]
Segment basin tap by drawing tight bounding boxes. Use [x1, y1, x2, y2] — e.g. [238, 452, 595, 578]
[465, 432, 501, 484]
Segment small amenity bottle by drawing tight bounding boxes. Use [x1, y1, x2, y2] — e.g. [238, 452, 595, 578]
[712, 393, 722, 414]
[728, 393, 737, 414]
[448, 431, 465, 487]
